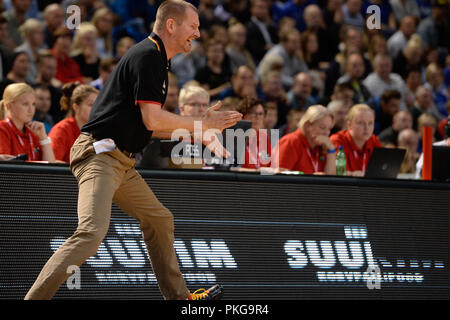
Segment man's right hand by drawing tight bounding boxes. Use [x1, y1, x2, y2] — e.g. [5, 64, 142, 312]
[202, 101, 243, 131]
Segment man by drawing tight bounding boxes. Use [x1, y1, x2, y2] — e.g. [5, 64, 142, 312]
[25, 0, 242, 300]
[287, 72, 316, 110]
[373, 89, 402, 135]
[245, 0, 278, 65]
[337, 52, 371, 104]
[2, 0, 32, 48]
[0, 51, 30, 97]
[258, 28, 308, 90]
[411, 85, 441, 130]
[327, 99, 350, 134]
[42, 3, 65, 49]
[0, 15, 14, 82]
[260, 70, 290, 127]
[378, 110, 413, 146]
[387, 15, 417, 60]
[217, 65, 260, 100]
[36, 50, 64, 122]
[362, 53, 407, 108]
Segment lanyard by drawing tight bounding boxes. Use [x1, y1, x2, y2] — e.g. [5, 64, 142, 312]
[306, 147, 319, 172]
[353, 150, 367, 171]
[6, 119, 38, 161]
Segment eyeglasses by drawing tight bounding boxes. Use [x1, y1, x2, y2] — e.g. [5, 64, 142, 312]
[185, 102, 209, 108]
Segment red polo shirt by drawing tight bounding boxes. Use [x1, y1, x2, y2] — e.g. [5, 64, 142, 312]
[0, 118, 42, 161]
[49, 117, 81, 163]
[242, 130, 272, 169]
[276, 128, 327, 174]
[330, 129, 382, 172]
[51, 49, 84, 84]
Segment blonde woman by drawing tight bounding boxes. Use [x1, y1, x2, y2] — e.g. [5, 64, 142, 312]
[0, 83, 55, 162]
[330, 104, 382, 176]
[71, 22, 100, 83]
[91, 8, 114, 59]
[276, 105, 336, 174]
[15, 18, 44, 84]
[48, 82, 99, 163]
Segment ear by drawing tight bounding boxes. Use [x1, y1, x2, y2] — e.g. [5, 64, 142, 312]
[166, 18, 176, 35]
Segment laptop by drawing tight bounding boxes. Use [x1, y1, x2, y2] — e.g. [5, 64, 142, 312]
[364, 147, 406, 179]
[432, 145, 450, 181]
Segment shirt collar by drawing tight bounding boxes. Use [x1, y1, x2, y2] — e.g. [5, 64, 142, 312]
[149, 32, 170, 69]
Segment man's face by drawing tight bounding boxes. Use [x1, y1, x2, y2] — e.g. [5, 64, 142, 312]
[416, 89, 433, 110]
[45, 6, 65, 30]
[375, 57, 392, 80]
[347, 54, 364, 79]
[251, 0, 269, 21]
[262, 76, 283, 99]
[284, 33, 300, 56]
[400, 16, 416, 37]
[392, 111, 413, 131]
[13, 54, 30, 78]
[233, 67, 255, 92]
[12, 0, 31, 13]
[381, 98, 400, 116]
[39, 57, 57, 81]
[35, 89, 52, 114]
[173, 8, 200, 54]
[293, 74, 312, 98]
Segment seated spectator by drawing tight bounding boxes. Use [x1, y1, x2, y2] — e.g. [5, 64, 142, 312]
[404, 66, 423, 109]
[331, 104, 382, 176]
[0, 82, 55, 162]
[327, 81, 355, 111]
[90, 57, 117, 91]
[415, 116, 449, 178]
[217, 65, 260, 101]
[32, 84, 54, 134]
[226, 20, 255, 73]
[51, 27, 84, 84]
[36, 50, 64, 122]
[42, 3, 65, 49]
[70, 22, 101, 84]
[275, 104, 336, 175]
[411, 85, 442, 129]
[278, 108, 304, 138]
[328, 100, 350, 135]
[278, 0, 319, 32]
[15, 18, 44, 84]
[424, 62, 448, 118]
[198, 0, 218, 41]
[373, 89, 402, 134]
[237, 97, 272, 169]
[195, 38, 232, 99]
[337, 52, 372, 104]
[386, 15, 417, 60]
[0, 51, 31, 97]
[342, 0, 365, 30]
[0, 16, 15, 81]
[3, 0, 33, 48]
[303, 3, 337, 65]
[264, 101, 278, 131]
[256, 53, 284, 84]
[299, 28, 325, 97]
[378, 110, 413, 146]
[417, 1, 449, 51]
[48, 82, 99, 163]
[416, 112, 438, 153]
[363, 53, 407, 108]
[115, 36, 135, 60]
[162, 72, 180, 114]
[91, 7, 115, 59]
[397, 128, 419, 174]
[287, 72, 317, 110]
[258, 28, 308, 90]
[392, 34, 424, 79]
[170, 40, 205, 88]
[260, 70, 290, 128]
[245, 0, 278, 64]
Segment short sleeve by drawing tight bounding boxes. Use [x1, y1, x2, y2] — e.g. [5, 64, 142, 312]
[132, 50, 165, 106]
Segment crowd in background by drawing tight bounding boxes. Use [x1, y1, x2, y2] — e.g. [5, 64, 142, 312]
[0, 0, 449, 178]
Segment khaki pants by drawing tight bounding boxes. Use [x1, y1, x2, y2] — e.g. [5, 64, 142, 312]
[25, 134, 189, 300]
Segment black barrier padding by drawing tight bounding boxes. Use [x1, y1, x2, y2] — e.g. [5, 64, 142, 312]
[0, 164, 450, 299]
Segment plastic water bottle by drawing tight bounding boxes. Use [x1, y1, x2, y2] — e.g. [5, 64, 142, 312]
[336, 146, 346, 176]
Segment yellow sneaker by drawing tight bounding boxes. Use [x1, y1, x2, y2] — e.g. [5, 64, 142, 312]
[187, 284, 223, 300]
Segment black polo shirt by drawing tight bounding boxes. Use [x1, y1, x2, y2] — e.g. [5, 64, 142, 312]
[81, 33, 169, 153]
